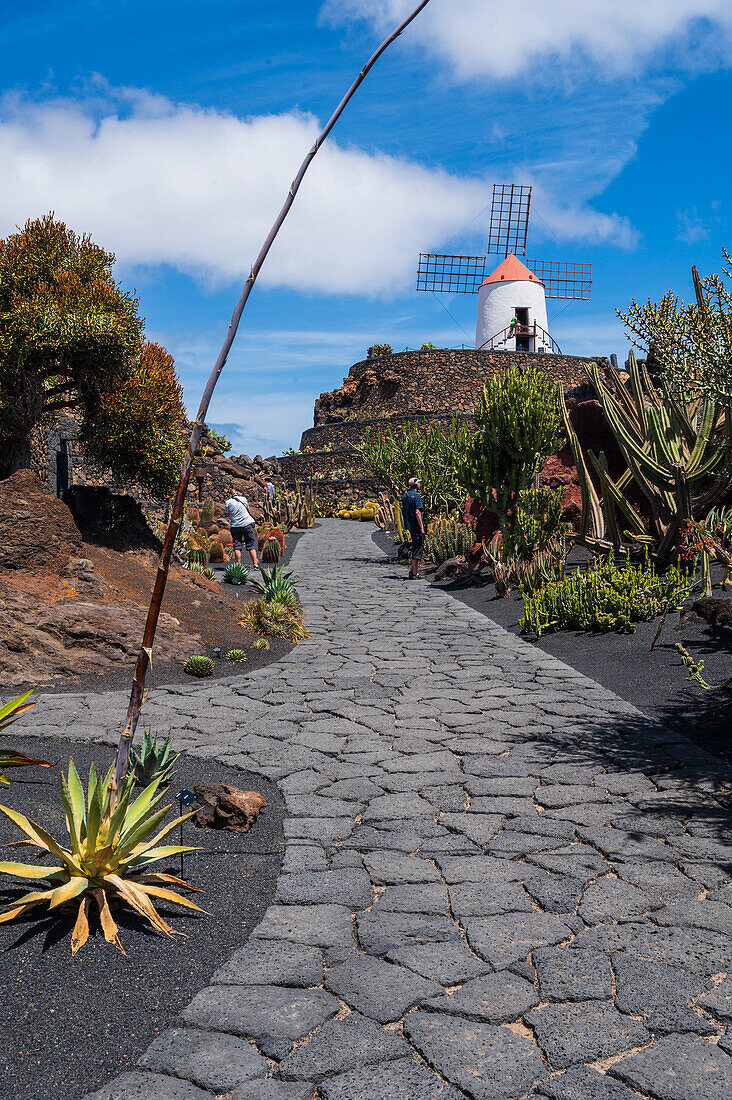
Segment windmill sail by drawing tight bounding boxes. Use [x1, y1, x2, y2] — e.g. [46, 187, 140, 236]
[416, 253, 487, 294]
[526, 260, 592, 300]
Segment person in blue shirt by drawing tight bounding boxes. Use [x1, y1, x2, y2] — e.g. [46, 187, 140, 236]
[401, 477, 425, 580]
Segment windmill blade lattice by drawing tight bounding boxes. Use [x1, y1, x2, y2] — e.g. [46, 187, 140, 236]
[416, 253, 487, 294]
[487, 184, 532, 257]
[527, 259, 592, 300]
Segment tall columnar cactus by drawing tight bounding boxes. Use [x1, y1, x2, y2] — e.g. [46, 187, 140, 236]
[561, 352, 732, 563]
[201, 497, 214, 524]
[458, 367, 562, 546]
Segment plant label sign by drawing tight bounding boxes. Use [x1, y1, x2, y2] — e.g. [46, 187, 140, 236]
[178, 788, 196, 806]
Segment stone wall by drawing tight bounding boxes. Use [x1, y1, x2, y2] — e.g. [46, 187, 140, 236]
[312, 348, 604, 432]
[30, 414, 284, 518]
[299, 412, 473, 456]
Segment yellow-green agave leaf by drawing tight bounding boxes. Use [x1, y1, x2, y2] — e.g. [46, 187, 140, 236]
[0, 762, 202, 951]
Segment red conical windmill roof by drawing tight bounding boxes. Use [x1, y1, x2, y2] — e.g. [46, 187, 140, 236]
[480, 254, 543, 288]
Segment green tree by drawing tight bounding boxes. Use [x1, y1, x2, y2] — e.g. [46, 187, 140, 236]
[83, 340, 187, 498]
[0, 214, 185, 494]
[458, 366, 562, 545]
[617, 250, 732, 412]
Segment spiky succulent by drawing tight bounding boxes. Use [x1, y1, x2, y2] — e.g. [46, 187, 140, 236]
[129, 730, 179, 788]
[225, 649, 248, 662]
[253, 637, 270, 650]
[242, 598, 309, 640]
[0, 690, 52, 785]
[0, 760, 202, 953]
[223, 562, 249, 585]
[248, 564, 298, 607]
[262, 536, 282, 563]
[184, 655, 214, 677]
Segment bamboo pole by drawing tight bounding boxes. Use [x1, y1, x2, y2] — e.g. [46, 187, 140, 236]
[112, 0, 433, 795]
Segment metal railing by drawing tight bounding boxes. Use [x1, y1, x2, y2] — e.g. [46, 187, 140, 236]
[478, 321, 562, 355]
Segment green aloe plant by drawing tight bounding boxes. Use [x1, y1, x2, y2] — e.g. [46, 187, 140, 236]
[129, 731, 179, 788]
[0, 761, 201, 953]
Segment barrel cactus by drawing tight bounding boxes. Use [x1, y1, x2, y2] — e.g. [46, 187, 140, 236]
[262, 536, 282, 563]
[184, 655, 214, 677]
[219, 528, 233, 547]
[208, 540, 225, 563]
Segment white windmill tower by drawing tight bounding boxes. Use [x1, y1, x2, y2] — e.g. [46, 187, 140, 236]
[416, 184, 591, 354]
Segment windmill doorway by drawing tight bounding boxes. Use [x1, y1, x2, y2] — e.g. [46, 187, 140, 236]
[514, 307, 530, 351]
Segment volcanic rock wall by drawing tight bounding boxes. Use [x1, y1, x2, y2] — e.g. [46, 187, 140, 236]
[281, 347, 605, 487]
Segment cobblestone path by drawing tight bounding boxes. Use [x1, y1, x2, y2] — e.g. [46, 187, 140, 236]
[36, 520, 732, 1100]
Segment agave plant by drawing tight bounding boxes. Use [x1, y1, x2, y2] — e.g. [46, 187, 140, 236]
[129, 731, 179, 789]
[223, 562, 249, 585]
[0, 760, 202, 953]
[225, 649, 248, 662]
[249, 564, 298, 607]
[0, 691, 52, 785]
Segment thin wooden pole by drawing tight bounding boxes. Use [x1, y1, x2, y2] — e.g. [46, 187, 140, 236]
[112, 0, 433, 795]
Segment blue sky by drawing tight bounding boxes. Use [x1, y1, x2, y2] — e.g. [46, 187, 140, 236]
[1, 0, 730, 454]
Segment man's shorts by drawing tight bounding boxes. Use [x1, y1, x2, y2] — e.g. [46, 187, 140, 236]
[231, 524, 257, 552]
[409, 528, 425, 560]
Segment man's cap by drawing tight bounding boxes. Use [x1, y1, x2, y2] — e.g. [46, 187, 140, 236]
[408, 477, 420, 487]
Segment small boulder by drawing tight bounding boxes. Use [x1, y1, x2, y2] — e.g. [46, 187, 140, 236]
[0, 469, 82, 571]
[194, 783, 267, 832]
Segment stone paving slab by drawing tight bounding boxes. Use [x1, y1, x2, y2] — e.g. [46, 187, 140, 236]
[44, 519, 729, 1100]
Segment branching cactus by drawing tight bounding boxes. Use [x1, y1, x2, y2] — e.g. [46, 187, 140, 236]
[560, 352, 732, 563]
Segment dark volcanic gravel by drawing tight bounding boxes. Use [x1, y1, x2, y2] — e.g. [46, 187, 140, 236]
[0, 737, 284, 1100]
[39, 525, 311, 697]
[373, 530, 732, 762]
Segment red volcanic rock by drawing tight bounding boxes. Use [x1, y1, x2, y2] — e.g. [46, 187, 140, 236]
[0, 469, 82, 572]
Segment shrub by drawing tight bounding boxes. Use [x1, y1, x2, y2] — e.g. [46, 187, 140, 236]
[207, 427, 232, 453]
[359, 417, 472, 516]
[249, 565, 298, 607]
[83, 340, 187, 498]
[486, 487, 570, 596]
[130, 731, 179, 789]
[459, 367, 562, 546]
[241, 598, 309, 640]
[521, 554, 693, 636]
[367, 344, 392, 358]
[425, 516, 474, 565]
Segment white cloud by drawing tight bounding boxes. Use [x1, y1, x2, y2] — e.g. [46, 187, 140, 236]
[0, 86, 634, 296]
[205, 390, 317, 455]
[322, 0, 732, 82]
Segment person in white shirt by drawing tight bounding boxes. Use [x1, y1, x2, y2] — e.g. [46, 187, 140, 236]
[224, 494, 259, 569]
